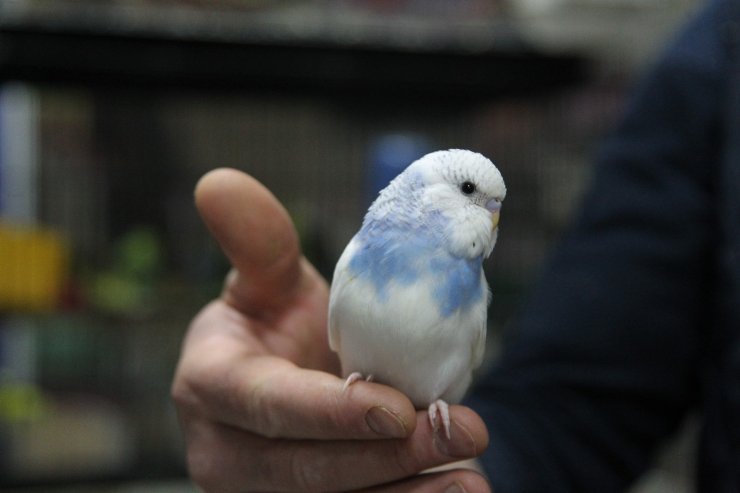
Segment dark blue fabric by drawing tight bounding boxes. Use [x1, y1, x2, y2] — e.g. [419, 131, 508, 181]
[470, 1, 740, 491]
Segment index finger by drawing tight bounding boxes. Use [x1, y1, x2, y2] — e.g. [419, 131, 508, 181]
[174, 299, 417, 440]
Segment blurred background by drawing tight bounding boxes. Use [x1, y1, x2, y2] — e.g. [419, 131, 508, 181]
[0, 0, 700, 491]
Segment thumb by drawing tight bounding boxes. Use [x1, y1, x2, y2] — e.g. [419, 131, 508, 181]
[195, 168, 302, 316]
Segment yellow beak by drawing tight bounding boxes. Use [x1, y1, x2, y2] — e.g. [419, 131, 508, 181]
[491, 210, 500, 230]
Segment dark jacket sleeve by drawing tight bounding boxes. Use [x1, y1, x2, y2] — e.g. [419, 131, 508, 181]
[470, 1, 735, 491]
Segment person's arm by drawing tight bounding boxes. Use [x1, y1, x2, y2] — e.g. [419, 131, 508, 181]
[172, 168, 491, 492]
[472, 1, 733, 491]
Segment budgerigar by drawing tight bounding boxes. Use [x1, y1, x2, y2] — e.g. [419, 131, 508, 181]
[328, 149, 506, 438]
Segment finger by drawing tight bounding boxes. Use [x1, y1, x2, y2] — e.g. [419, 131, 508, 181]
[191, 356, 417, 440]
[195, 168, 303, 315]
[354, 470, 491, 493]
[174, 304, 416, 440]
[184, 406, 489, 493]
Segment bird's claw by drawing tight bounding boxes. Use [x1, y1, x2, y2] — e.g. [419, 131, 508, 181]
[342, 372, 373, 392]
[428, 399, 451, 439]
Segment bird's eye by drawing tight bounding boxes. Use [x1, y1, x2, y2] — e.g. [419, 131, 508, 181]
[460, 181, 476, 195]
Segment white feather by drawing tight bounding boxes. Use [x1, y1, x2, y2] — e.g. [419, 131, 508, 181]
[328, 149, 505, 411]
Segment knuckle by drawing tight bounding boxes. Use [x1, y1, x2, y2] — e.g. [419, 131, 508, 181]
[179, 418, 241, 492]
[170, 377, 196, 411]
[238, 364, 302, 439]
[289, 450, 319, 491]
[392, 440, 423, 477]
[186, 442, 223, 492]
[184, 423, 263, 493]
[287, 446, 331, 492]
[239, 373, 279, 437]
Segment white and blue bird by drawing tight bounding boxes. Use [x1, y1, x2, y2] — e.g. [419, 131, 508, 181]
[328, 149, 506, 438]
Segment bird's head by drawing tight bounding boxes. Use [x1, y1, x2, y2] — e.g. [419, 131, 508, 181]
[404, 149, 506, 259]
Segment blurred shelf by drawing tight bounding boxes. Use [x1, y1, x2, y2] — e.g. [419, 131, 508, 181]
[0, 2, 586, 100]
[4, 479, 197, 493]
[1, 473, 192, 492]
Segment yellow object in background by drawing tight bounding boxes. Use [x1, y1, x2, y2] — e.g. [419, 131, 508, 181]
[0, 222, 68, 312]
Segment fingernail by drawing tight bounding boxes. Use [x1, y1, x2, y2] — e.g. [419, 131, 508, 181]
[365, 406, 407, 437]
[434, 420, 477, 458]
[443, 482, 467, 493]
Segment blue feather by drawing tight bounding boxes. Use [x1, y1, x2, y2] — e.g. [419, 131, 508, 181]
[349, 211, 484, 317]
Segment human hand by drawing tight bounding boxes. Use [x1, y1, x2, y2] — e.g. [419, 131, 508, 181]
[171, 168, 491, 492]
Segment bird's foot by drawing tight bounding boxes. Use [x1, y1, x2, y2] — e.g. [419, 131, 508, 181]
[342, 372, 374, 392]
[428, 399, 451, 439]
